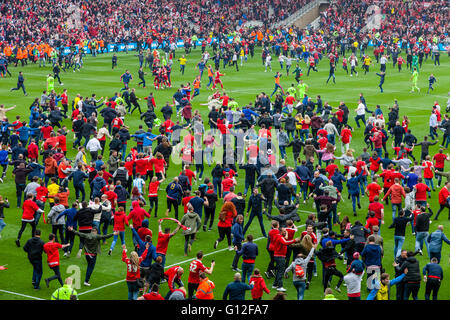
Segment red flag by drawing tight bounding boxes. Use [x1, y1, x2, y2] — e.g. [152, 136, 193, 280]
[159, 218, 191, 231]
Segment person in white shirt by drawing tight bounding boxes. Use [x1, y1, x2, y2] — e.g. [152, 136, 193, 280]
[265, 54, 272, 72]
[97, 124, 112, 156]
[349, 54, 358, 76]
[86, 137, 102, 161]
[380, 55, 387, 72]
[354, 100, 366, 128]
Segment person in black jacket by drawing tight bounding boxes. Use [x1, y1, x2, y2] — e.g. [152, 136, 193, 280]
[23, 229, 45, 290]
[257, 175, 278, 215]
[231, 193, 246, 217]
[287, 135, 304, 165]
[397, 250, 421, 300]
[129, 88, 142, 115]
[203, 185, 218, 231]
[73, 201, 102, 258]
[211, 164, 224, 198]
[100, 104, 118, 134]
[414, 205, 434, 255]
[239, 163, 257, 197]
[389, 209, 414, 259]
[243, 188, 267, 237]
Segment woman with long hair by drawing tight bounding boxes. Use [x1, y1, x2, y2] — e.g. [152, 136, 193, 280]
[131, 186, 146, 205]
[213, 201, 237, 250]
[300, 234, 316, 289]
[122, 243, 149, 300]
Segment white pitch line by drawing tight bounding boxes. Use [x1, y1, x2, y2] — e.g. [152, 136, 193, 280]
[0, 289, 45, 300]
[79, 225, 306, 297]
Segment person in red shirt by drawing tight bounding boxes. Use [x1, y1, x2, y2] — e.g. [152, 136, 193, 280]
[164, 265, 184, 299]
[325, 160, 339, 178]
[435, 182, 450, 220]
[366, 176, 382, 203]
[16, 193, 44, 246]
[422, 155, 435, 193]
[265, 221, 280, 278]
[57, 131, 67, 155]
[182, 164, 196, 186]
[138, 283, 164, 300]
[414, 177, 431, 205]
[61, 89, 69, 116]
[148, 176, 162, 217]
[151, 152, 166, 181]
[249, 268, 271, 300]
[272, 227, 298, 290]
[43, 233, 70, 288]
[187, 251, 215, 299]
[156, 220, 180, 269]
[221, 172, 236, 198]
[340, 125, 352, 153]
[433, 150, 450, 187]
[368, 196, 384, 230]
[122, 243, 149, 300]
[40, 122, 54, 140]
[369, 152, 382, 179]
[27, 139, 39, 160]
[214, 201, 237, 250]
[108, 207, 129, 255]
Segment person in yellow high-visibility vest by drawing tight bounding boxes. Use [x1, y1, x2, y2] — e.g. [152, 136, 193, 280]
[50, 277, 78, 300]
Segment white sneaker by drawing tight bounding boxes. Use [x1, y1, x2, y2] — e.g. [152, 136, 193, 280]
[60, 83, 64, 86]
[272, 285, 278, 289]
[84, 282, 91, 287]
[228, 246, 234, 251]
[277, 287, 287, 292]
[314, 272, 318, 277]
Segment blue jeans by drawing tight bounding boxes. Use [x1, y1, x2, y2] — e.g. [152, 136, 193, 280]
[85, 254, 97, 283]
[354, 114, 366, 128]
[127, 281, 139, 300]
[293, 280, 306, 300]
[0, 219, 5, 234]
[213, 178, 222, 197]
[242, 262, 255, 284]
[121, 144, 127, 160]
[351, 194, 360, 213]
[394, 236, 405, 258]
[415, 231, 429, 253]
[375, 147, 382, 158]
[31, 260, 43, 289]
[243, 211, 267, 237]
[157, 253, 166, 269]
[424, 178, 434, 193]
[110, 231, 125, 251]
[392, 203, 401, 220]
[300, 129, 309, 142]
[327, 134, 335, 145]
[244, 180, 255, 196]
[279, 146, 286, 159]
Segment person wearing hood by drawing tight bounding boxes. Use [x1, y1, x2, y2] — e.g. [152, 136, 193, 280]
[23, 229, 45, 290]
[285, 245, 316, 300]
[180, 203, 201, 256]
[361, 235, 382, 291]
[130, 225, 157, 293]
[249, 268, 270, 300]
[427, 225, 450, 263]
[128, 200, 150, 242]
[397, 250, 422, 300]
[47, 197, 66, 244]
[108, 206, 129, 255]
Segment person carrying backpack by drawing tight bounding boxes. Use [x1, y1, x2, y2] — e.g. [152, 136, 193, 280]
[284, 246, 316, 300]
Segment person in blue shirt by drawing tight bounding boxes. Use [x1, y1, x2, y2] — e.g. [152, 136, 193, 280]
[242, 105, 260, 123]
[347, 171, 363, 216]
[376, 71, 385, 93]
[223, 272, 253, 300]
[366, 272, 406, 300]
[231, 215, 245, 272]
[320, 231, 350, 248]
[120, 70, 133, 91]
[188, 191, 208, 219]
[427, 73, 437, 94]
[0, 145, 10, 181]
[380, 153, 393, 170]
[196, 60, 205, 78]
[10, 71, 27, 95]
[423, 257, 443, 300]
[56, 202, 78, 257]
[65, 163, 89, 201]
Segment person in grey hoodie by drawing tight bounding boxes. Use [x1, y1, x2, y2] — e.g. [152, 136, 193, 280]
[427, 225, 450, 263]
[277, 127, 290, 160]
[47, 197, 67, 244]
[284, 246, 316, 300]
[344, 269, 365, 300]
[180, 203, 201, 256]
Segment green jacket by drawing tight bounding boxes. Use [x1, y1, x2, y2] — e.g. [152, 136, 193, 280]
[72, 230, 114, 255]
[323, 294, 338, 300]
[180, 212, 201, 235]
[51, 284, 77, 300]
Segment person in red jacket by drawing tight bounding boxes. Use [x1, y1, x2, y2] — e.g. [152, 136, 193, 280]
[265, 220, 280, 279]
[365, 211, 379, 235]
[213, 201, 237, 250]
[164, 265, 184, 299]
[43, 233, 70, 288]
[16, 193, 44, 247]
[127, 200, 150, 230]
[272, 227, 299, 291]
[27, 139, 39, 160]
[249, 268, 270, 300]
[138, 283, 164, 300]
[108, 206, 129, 255]
[434, 181, 450, 220]
[122, 242, 149, 300]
